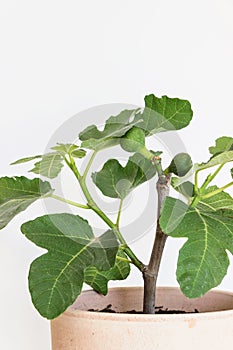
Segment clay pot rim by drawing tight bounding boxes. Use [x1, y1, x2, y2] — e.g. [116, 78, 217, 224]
[63, 286, 233, 322]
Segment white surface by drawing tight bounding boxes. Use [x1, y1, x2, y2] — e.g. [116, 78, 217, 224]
[1, 1, 233, 349]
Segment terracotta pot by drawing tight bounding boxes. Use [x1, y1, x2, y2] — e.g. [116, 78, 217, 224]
[51, 287, 233, 350]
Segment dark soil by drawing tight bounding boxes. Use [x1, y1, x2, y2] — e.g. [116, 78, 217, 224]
[88, 304, 199, 314]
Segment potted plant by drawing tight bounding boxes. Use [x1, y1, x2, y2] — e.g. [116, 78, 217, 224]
[1, 93, 233, 349]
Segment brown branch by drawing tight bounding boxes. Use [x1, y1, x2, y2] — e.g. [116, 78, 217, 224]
[143, 174, 171, 314]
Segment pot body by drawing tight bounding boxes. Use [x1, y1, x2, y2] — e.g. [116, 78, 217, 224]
[51, 287, 233, 350]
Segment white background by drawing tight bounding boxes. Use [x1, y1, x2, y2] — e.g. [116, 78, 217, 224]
[1, 1, 233, 349]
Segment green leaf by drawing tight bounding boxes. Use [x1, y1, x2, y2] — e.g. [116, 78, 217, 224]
[138, 95, 193, 135]
[120, 127, 145, 152]
[168, 153, 193, 177]
[160, 197, 233, 298]
[79, 109, 141, 150]
[29, 153, 64, 179]
[128, 153, 157, 187]
[197, 151, 233, 171]
[198, 186, 233, 212]
[209, 136, 233, 156]
[0, 177, 52, 229]
[10, 155, 42, 165]
[171, 178, 194, 198]
[93, 159, 131, 199]
[21, 213, 119, 319]
[219, 209, 233, 218]
[12, 144, 86, 179]
[51, 143, 86, 158]
[231, 168, 233, 179]
[92, 153, 157, 199]
[51, 143, 77, 154]
[84, 250, 130, 295]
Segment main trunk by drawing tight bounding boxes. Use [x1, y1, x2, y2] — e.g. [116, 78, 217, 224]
[143, 174, 171, 314]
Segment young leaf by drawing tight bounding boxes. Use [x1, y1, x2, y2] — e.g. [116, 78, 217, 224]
[51, 143, 76, 154]
[84, 250, 130, 295]
[79, 109, 141, 150]
[12, 144, 86, 180]
[51, 143, 86, 158]
[0, 177, 52, 229]
[160, 197, 233, 298]
[21, 213, 119, 319]
[29, 153, 64, 179]
[71, 149, 86, 158]
[10, 155, 42, 165]
[138, 94, 193, 135]
[209, 136, 233, 156]
[92, 153, 157, 199]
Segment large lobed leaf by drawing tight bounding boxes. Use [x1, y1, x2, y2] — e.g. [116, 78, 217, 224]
[84, 250, 130, 295]
[92, 153, 157, 199]
[21, 213, 118, 319]
[160, 196, 233, 298]
[0, 176, 52, 229]
[138, 94, 193, 135]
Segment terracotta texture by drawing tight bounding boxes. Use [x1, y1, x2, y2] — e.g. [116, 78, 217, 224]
[51, 287, 233, 350]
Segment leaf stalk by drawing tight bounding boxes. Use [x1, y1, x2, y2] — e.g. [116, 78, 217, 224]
[116, 199, 123, 228]
[201, 181, 233, 200]
[200, 163, 225, 193]
[50, 194, 90, 209]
